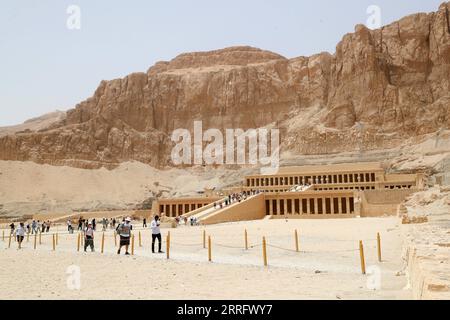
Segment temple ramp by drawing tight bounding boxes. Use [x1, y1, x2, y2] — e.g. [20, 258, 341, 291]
[200, 193, 266, 225]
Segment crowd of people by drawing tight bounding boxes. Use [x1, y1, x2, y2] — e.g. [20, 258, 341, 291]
[213, 190, 262, 210]
[6, 215, 165, 255]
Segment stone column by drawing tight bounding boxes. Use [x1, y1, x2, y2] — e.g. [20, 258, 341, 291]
[338, 198, 343, 214]
[269, 199, 273, 215]
[306, 198, 311, 214]
[346, 197, 351, 214]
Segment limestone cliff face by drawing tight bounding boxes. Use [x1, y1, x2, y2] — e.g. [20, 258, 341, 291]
[1, 3, 449, 169]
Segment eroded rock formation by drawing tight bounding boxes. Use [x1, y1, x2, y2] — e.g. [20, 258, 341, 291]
[1, 3, 449, 169]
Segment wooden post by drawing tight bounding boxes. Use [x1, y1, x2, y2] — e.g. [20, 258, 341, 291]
[203, 230, 206, 249]
[139, 231, 142, 247]
[52, 234, 56, 251]
[208, 236, 212, 262]
[131, 234, 135, 256]
[101, 232, 105, 254]
[377, 233, 382, 262]
[295, 229, 299, 252]
[262, 237, 268, 267]
[166, 234, 170, 260]
[114, 231, 117, 247]
[359, 240, 366, 275]
[34, 233, 37, 250]
[77, 233, 81, 252]
[245, 229, 248, 250]
[8, 232, 12, 249]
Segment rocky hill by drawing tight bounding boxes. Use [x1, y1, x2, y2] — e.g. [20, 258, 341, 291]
[0, 3, 449, 169]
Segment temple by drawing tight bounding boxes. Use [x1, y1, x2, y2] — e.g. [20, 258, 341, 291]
[153, 162, 425, 224]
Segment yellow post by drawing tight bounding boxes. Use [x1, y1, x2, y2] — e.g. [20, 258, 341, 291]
[377, 233, 382, 262]
[114, 231, 117, 247]
[34, 233, 37, 250]
[295, 229, 299, 252]
[203, 230, 206, 249]
[262, 237, 268, 267]
[80, 232, 84, 247]
[101, 232, 105, 254]
[131, 234, 135, 255]
[139, 231, 142, 247]
[359, 240, 366, 275]
[166, 234, 170, 260]
[208, 235, 212, 262]
[245, 229, 248, 250]
[56, 233, 59, 246]
[8, 232, 12, 249]
[52, 234, 56, 251]
[77, 233, 81, 252]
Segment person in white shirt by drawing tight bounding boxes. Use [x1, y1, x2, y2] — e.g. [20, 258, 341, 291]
[84, 222, 95, 252]
[151, 216, 163, 254]
[15, 222, 26, 249]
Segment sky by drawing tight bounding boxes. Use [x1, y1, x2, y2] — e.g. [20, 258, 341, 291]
[0, 0, 444, 126]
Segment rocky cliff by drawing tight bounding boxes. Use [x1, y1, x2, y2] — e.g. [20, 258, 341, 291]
[1, 3, 449, 169]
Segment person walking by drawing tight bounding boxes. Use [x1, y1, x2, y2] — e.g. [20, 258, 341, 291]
[31, 220, 38, 234]
[46, 220, 50, 233]
[150, 216, 163, 254]
[15, 223, 25, 249]
[9, 222, 15, 235]
[84, 222, 95, 252]
[116, 217, 132, 255]
[143, 218, 147, 228]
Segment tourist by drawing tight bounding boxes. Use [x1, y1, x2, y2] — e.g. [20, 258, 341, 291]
[116, 217, 132, 255]
[84, 222, 95, 252]
[143, 218, 147, 228]
[9, 222, 15, 235]
[41, 221, 46, 233]
[150, 215, 163, 254]
[46, 220, 50, 233]
[92, 219, 96, 231]
[68, 221, 74, 234]
[112, 218, 116, 229]
[15, 223, 25, 249]
[26, 223, 30, 234]
[31, 220, 38, 234]
[78, 218, 83, 231]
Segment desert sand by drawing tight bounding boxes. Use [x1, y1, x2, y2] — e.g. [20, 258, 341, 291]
[0, 217, 410, 300]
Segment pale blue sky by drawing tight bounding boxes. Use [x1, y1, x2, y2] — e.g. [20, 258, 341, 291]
[0, 0, 444, 126]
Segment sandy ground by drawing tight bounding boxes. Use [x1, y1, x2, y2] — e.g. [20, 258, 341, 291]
[0, 218, 411, 300]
